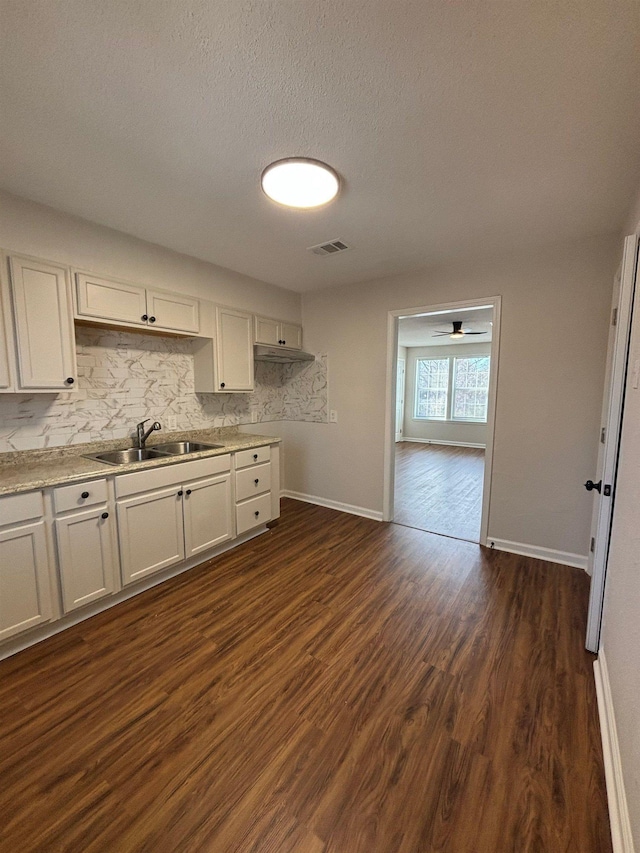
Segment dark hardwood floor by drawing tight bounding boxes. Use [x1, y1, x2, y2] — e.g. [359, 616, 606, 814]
[0, 499, 610, 852]
[394, 442, 485, 541]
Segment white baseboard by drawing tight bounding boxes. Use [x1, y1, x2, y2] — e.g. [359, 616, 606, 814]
[594, 650, 636, 853]
[402, 437, 486, 449]
[281, 490, 384, 521]
[486, 537, 588, 570]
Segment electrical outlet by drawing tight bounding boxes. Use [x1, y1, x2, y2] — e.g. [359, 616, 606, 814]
[329, 410, 338, 423]
[251, 411, 258, 423]
[166, 415, 177, 430]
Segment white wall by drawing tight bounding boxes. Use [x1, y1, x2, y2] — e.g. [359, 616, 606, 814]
[0, 190, 300, 320]
[403, 342, 490, 446]
[291, 234, 618, 556]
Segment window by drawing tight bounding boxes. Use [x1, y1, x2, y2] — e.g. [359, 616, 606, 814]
[414, 355, 490, 422]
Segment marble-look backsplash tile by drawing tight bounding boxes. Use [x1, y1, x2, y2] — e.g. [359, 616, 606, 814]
[0, 327, 327, 452]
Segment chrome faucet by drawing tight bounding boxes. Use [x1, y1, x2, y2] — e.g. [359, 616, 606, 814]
[136, 419, 162, 448]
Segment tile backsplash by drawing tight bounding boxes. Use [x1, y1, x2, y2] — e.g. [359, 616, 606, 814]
[0, 327, 328, 452]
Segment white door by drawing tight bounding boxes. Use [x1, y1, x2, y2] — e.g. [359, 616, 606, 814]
[55, 507, 117, 612]
[10, 255, 77, 390]
[118, 486, 185, 585]
[183, 474, 233, 557]
[215, 307, 254, 392]
[586, 233, 639, 652]
[0, 519, 52, 641]
[395, 358, 405, 441]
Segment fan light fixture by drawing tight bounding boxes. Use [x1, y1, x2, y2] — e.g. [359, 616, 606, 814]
[261, 158, 340, 209]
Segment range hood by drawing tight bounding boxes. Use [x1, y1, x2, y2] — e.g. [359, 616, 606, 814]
[254, 345, 315, 364]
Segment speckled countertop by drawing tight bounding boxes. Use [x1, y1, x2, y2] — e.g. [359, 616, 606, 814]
[0, 427, 280, 497]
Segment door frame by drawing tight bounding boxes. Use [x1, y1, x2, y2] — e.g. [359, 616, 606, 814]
[383, 295, 502, 546]
[395, 357, 406, 441]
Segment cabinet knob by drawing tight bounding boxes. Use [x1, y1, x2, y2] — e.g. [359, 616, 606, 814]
[220, 382, 225, 388]
[282, 340, 286, 345]
[65, 377, 75, 385]
[278, 339, 283, 345]
[101, 512, 109, 520]
[81, 491, 90, 499]
[149, 316, 156, 323]
[255, 510, 260, 517]
[254, 478, 259, 484]
[142, 314, 148, 321]
[253, 453, 258, 460]
[186, 489, 192, 495]
[177, 490, 184, 497]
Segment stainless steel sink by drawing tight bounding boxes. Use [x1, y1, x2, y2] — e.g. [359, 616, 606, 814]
[152, 441, 224, 455]
[86, 448, 172, 465]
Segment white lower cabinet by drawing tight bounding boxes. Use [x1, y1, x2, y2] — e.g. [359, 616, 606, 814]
[55, 507, 117, 612]
[118, 485, 186, 585]
[0, 491, 53, 641]
[116, 455, 234, 586]
[184, 474, 233, 557]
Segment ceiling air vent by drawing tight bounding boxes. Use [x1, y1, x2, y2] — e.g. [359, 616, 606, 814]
[308, 239, 351, 257]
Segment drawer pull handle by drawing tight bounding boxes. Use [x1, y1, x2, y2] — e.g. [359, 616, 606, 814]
[177, 490, 184, 497]
[254, 510, 260, 517]
[81, 491, 90, 499]
[142, 314, 148, 321]
[254, 479, 259, 484]
[186, 489, 192, 495]
[101, 512, 109, 520]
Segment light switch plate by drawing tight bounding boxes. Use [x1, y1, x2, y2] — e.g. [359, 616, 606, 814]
[329, 410, 338, 423]
[166, 414, 177, 430]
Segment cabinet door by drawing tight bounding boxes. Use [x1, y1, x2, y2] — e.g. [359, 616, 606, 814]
[254, 315, 280, 346]
[55, 507, 117, 612]
[10, 256, 77, 390]
[0, 265, 15, 391]
[280, 322, 303, 349]
[184, 474, 233, 557]
[146, 289, 200, 334]
[75, 272, 148, 327]
[215, 307, 254, 392]
[0, 519, 52, 641]
[117, 486, 185, 585]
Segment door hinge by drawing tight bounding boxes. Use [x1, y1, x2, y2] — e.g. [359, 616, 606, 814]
[601, 427, 606, 444]
[612, 307, 618, 326]
[590, 537, 595, 553]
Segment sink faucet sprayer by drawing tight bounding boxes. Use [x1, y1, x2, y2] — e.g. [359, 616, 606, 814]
[136, 419, 162, 448]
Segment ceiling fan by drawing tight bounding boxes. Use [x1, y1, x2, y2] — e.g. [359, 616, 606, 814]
[432, 320, 488, 339]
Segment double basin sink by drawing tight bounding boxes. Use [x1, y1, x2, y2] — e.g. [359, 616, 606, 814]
[86, 441, 224, 466]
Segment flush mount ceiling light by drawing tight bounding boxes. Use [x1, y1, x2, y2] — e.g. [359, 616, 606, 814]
[261, 158, 340, 209]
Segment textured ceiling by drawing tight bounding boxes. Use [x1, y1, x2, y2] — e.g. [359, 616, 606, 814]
[1, 1, 639, 292]
[398, 307, 493, 348]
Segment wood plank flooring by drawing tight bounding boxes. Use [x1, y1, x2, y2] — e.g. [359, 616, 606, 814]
[0, 499, 611, 852]
[394, 442, 485, 541]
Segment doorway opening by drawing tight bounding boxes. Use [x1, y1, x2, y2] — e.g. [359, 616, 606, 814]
[384, 298, 501, 544]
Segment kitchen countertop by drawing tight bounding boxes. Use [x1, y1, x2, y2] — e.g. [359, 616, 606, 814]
[0, 427, 280, 497]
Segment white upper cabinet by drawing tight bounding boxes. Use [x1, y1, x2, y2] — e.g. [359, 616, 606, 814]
[0, 264, 15, 391]
[215, 307, 254, 392]
[254, 315, 302, 349]
[8, 255, 77, 391]
[75, 272, 200, 335]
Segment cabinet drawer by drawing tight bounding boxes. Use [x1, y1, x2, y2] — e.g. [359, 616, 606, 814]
[115, 455, 231, 498]
[235, 445, 271, 469]
[0, 491, 44, 527]
[53, 479, 108, 514]
[236, 492, 272, 535]
[235, 462, 271, 502]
